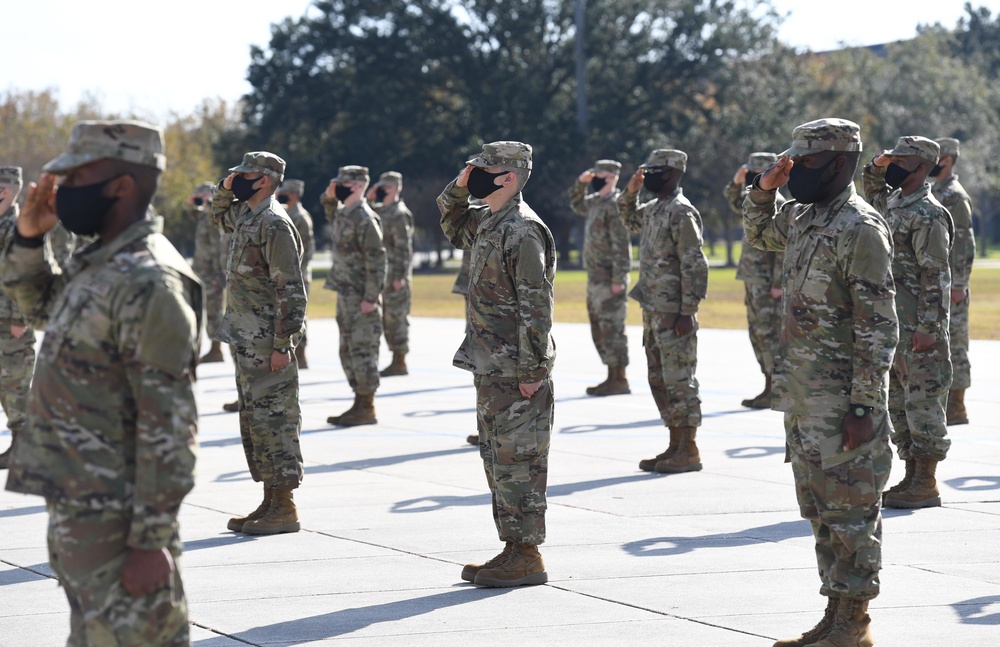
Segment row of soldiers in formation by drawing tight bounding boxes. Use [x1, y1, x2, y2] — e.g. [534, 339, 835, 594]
[0, 115, 978, 647]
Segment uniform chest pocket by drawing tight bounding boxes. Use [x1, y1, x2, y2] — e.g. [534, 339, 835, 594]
[231, 225, 262, 273]
[888, 209, 915, 246]
[471, 237, 501, 287]
[797, 235, 838, 302]
[44, 284, 114, 367]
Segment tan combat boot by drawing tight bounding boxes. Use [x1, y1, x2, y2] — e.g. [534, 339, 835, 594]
[946, 389, 968, 425]
[294, 341, 308, 369]
[881, 457, 915, 501]
[379, 352, 408, 377]
[655, 427, 702, 473]
[883, 457, 941, 509]
[773, 597, 838, 647]
[806, 597, 873, 647]
[466, 434, 480, 446]
[222, 400, 240, 413]
[473, 542, 548, 587]
[461, 541, 513, 582]
[742, 373, 772, 409]
[639, 426, 680, 472]
[227, 487, 273, 532]
[243, 487, 301, 535]
[337, 393, 377, 427]
[327, 394, 360, 425]
[592, 365, 631, 396]
[0, 428, 19, 470]
[199, 341, 224, 364]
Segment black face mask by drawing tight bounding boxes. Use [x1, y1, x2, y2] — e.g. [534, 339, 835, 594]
[589, 177, 607, 192]
[642, 169, 669, 194]
[375, 187, 387, 202]
[786, 157, 838, 204]
[334, 184, 353, 201]
[884, 162, 913, 189]
[55, 176, 121, 236]
[745, 172, 761, 187]
[929, 164, 943, 178]
[231, 175, 261, 201]
[192, 196, 204, 206]
[277, 194, 290, 204]
[467, 168, 507, 199]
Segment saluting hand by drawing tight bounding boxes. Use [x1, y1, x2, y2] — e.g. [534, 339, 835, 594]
[17, 174, 59, 239]
[626, 168, 645, 193]
[222, 173, 237, 191]
[873, 153, 892, 168]
[456, 166, 473, 188]
[324, 181, 338, 200]
[732, 165, 748, 185]
[578, 170, 595, 184]
[759, 157, 793, 191]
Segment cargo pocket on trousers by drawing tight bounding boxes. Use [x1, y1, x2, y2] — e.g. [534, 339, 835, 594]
[493, 399, 542, 466]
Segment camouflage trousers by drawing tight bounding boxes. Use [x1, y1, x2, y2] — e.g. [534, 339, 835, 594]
[889, 333, 952, 461]
[586, 279, 629, 367]
[474, 374, 552, 545]
[949, 291, 971, 389]
[202, 270, 226, 339]
[786, 411, 892, 601]
[743, 281, 781, 374]
[643, 310, 701, 428]
[336, 294, 382, 395]
[0, 323, 35, 434]
[234, 345, 304, 489]
[381, 283, 411, 354]
[46, 502, 189, 647]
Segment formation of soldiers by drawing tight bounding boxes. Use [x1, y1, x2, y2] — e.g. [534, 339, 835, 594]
[0, 114, 979, 645]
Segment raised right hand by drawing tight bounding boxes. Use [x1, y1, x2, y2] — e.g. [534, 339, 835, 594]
[17, 174, 59, 239]
[732, 165, 748, 185]
[578, 170, 595, 183]
[324, 181, 337, 200]
[456, 166, 473, 188]
[626, 169, 644, 193]
[222, 173, 237, 191]
[759, 156, 793, 191]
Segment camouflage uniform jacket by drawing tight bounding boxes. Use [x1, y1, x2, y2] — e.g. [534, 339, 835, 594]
[0, 216, 202, 550]
[568, 183, 631, 285]
[724, 181, 784, 288]
[192, 205, 225, 282]
[863, 164, 954, 336]
[286, 201, 316, 279]
[321, 196, 386, 301]
[932, 174, 975, 290]
[438, 181, 556, 382]
[373, 199, 414, 284]
[46, 221, 80, 270]
[0, 206, 28, 325]
[211, 188, 306, 352]
[452, 251, 472, 296]
[743, 182, 899, 466]
[618, 187, 708, 315]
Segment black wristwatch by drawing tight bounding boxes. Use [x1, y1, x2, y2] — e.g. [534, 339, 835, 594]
[851, 404, 873, 418]
[275, 348, 289, 355]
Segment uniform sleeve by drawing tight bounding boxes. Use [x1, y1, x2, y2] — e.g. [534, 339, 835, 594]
[844, 223, 899, 408]
[770, 250, 785, 290]
[294, 208, 316, 266]
[861, 161, 891, 216]
[264, 221, 307, 351]
[119, 272, 200, 550]
[438, 180, 484, 250]
[210, 185, 240, 234]
[675, 207, 709, 315]
[743, 184, 792, 252]
[723, 181, 745, 215]
[512, 225, 554, 383]
[948, 195, 975, 289]
[0, 237, 66, 327]
[609, 201, 632, 285]
[321, 194, 340, 224]
[387, 208, 413, 283]
[617, 189, 649, 233]
[568, 181, 589, 217]
[361, 217, 387, 303]
[912, 214, 952, 336]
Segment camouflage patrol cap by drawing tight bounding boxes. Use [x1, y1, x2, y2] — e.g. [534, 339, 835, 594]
[0, 166, 22, 187]
[44, 120, 166, 174]
[194, 181, 215, 193]
[746, 152, 777, 173]
[280, 179, 305, 194]
[332, 165, 370, 184]
[781, 118, 863, 157]
[640, 149, 687, 172]
[229, 151, 286, 182]
[889, 136, 940, 165]
[466, 141, 533, 170]
[591, 159, 622, 174]
[377, 171, 403, 188]
[936, 137, 960, 159]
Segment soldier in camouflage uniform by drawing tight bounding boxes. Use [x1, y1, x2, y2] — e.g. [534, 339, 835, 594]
[439, 141, 556, 588]
[0, 167, 35, 470]
[367, 171, 414, 377]
[322, 166, 386, 426]
[191, 180, 228, 365]
[744, 118, 898, 647]
[278, 179, 316, 369]
[569, 159, 632, 396]
[724, 152, 786, 409]
[620, 149, 709, 475]
[931, 137, 975, 425]
[1, 121, 201, 646]
[862, 136, 953, 510]
[212, 152, 307, 535]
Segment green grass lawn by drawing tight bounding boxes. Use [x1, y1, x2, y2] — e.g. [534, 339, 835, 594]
[309, 264, 1000, 340]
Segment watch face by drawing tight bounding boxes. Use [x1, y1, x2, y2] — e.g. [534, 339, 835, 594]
[854, 406, 867, 417]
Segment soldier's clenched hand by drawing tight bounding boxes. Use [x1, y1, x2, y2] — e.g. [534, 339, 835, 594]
[842, 411, 874, 451]
[912, 331, 936, 352]
[270, 350, 291, 371]
[121, 547, 174, 596]
[360, 300, 377, 314]
[759, 156, 793, 191]
[17, 174, 59, 238]
[674, 314, 694, 336]
[519, 381, 541, 398]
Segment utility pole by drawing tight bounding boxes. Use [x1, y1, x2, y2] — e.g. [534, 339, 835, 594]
[574, 0, 588, 137]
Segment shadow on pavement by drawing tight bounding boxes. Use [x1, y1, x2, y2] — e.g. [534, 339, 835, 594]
[184, 534, 259, 552]
[944, 476, 1000, 491]
[0, 505, 46, 518]
[621, 519, 811, 557]
[952, 595, 1000, 625]
[725, 446, 784, 459]
[306, 447, 476, 476]
[560, 419, 662, 434]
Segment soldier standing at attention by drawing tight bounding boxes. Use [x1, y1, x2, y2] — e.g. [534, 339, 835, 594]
[191, 180, 228, 365]
[322, 166, 386, 427]
[569, 159, 632, 396]
[745, 118, 898, 647]
[278, 179, 316, 369]
[863, 136, 953, 510]
[368, 171, 414, 377]
[0, 167, 35, 470]
[724, 152, 785, 409]
[620, 149, 709, 475]
[930, 137, 975, 425]
[1, 121, 201, 645]
[439, 141, 556, 588]
[212, 152, 307, 535]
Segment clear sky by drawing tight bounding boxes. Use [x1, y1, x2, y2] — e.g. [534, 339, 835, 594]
[4, 1, 998, 119]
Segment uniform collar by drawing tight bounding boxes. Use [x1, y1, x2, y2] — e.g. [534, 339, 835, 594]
[481, 193, 523, 230]
[888, 182, 931, 210]
[78, 214, 162, 268]
[797, 182, 855, 229]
